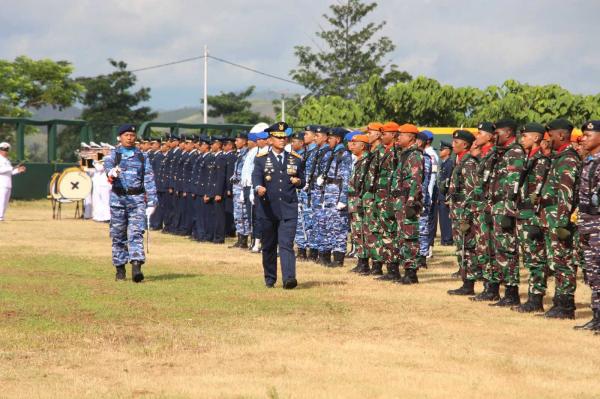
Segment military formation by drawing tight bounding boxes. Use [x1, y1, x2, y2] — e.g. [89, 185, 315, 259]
[105, 118, 600, 333]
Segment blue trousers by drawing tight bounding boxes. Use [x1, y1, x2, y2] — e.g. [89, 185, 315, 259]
[260, 217, 297, 285]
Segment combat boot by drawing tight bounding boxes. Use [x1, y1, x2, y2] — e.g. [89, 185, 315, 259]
[239, 235, 249, 249]
[368, 261, 383, 276]
[308, 248, 319, 262]
[574, 309, 600, 330]
[490, 285, 521, 307]
[228, 234, 242, 248]
[349, 258, 364, 273]
[417, 255, 427, 269]
[470, 282, 500, 301]
[297, 248, 308, 261]
[375, 263, 400, 281]
[115, 265, 126, 281]
[319, 251, 332, 266]
[399, 268, 419, 285]
[447, 279, 475, 295]
[332, 251, 345, 267]
[356, 258, 370, 274]
[513, 293, 544, 313]
[544, 295, 575, 319]
[130, 260, 144, 283]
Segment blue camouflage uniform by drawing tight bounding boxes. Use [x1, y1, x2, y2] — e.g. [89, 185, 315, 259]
[307, 142, 331, 252]
[418, 151, 432, 260]
[105, 146, 157, 266]
[232, 146, 250, 236]
[295, 142, 317, 250]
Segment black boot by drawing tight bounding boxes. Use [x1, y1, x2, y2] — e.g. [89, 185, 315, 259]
[544, 295, 575, 319]
[375, 263, 400, 281]
[447, 279, 475, 295]
[349, 258, 364, 273]
[332, 251, 345, 267]
[308, 248, 318, 262]
[228, 234, 242, 248]
[513, 293, 544, 313]
[319, 251, 332, 266]
[239, 235, 249, 249]
[368, 261, 383, 276]
[574, 309, 600, 330]
[470, 282, 500, 301]
[490, 285, 521, 307]
[131, 260, 144, 283]
[297, 248, 308, 261]
[400, 268, 418, 285]
[356, 258, 370, 274]
[115, 265, 126, 281]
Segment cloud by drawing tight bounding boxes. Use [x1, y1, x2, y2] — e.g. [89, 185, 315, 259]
[1, 0, 599, 109]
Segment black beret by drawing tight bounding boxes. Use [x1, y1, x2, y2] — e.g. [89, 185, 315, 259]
[304, 124, 318, 132]
[329, 127, 350, 138]
[211, 136, 224, 143]
[438, 140, 453, 151]
[521, 122, 546, 135]
[180, 134, 189, 142]
[582, 120, 600, 132]
[477, 122, 496, 134]
[291, 132, 305, 140]
[222, 136, 234, 143]
[150, 137, 161, 143]
[546, 118, 574, 132]
[315, 126, 330, 134]
[495, 118, 518, 131]
[236, 132, 248, 140]
[199, 135, 209, 144]
[118, 124, 136, 136]
[170, 134, 180, 141]
[453, 129, 475, 145]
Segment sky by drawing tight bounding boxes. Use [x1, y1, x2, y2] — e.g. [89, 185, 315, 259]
[1, 0, 599, 110]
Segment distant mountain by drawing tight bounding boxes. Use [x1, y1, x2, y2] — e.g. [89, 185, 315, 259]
[29, 106, 82, 120]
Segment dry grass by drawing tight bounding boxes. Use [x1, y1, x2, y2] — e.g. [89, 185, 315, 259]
[0, 200, 598, 399]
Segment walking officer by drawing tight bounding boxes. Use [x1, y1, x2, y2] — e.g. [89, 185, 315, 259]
[105, 124, 157, 282]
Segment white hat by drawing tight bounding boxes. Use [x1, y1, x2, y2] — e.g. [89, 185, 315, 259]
[0, 142, 10, 151]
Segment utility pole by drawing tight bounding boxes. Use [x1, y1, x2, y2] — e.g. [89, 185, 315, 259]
[203, 45, 208, 124]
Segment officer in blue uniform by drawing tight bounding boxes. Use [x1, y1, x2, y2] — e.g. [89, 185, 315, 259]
[192, 136, 211, 241]
[162, 134, 181, 233]
[205, 136, 227, 243]
[150, 136, 167, 230]
[436, 140, 455, 245]
[252, 122, 305, 289]
[104, 124, 157, 282]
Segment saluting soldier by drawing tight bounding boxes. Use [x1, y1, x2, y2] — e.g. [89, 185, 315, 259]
[252, 122, 305, 289]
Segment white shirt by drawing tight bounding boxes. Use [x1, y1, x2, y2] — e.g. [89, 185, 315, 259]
[0, 154, 21, 189]
[241, 146, 259, 187]
[424, 146, 439, 197]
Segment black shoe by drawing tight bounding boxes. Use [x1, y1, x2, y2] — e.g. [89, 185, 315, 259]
[266, 282, 275, 288]
[332, 251, 345, 267]
[115, 265, 126, 281]
[447, 279, 475, 295]
[319, 251, 332, 267]
[375, 263, 400, 281]
[350, 258, 368, 273]
[470, 282, 500, 301]
[399, 268, 418, 285]
[574, 309, 600, 330]
[239, 235, 249, 249]
[228, 234, 242, 248]
[297, 248, 308, 261]
[308, 248, 319, 262]
[544, 295, 575, 319]
[131, 261, 144, 283]
[368, 261, 383, 276]
[490, 285, 521, 307]
[513, 293, 544, 313]
[283, 278, 298, 289]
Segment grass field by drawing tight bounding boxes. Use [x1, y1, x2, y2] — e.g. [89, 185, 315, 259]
[0, 200, 599, 399]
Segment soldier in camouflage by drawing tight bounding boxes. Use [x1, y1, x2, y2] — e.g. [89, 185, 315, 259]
[539, 118, 581, 319]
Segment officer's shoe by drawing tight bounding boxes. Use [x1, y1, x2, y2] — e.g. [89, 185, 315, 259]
[308, 248, 319, 262]
[357, 258, 371, 274]
[574, 309, 600, 330]
[399, 268, 418, 285]
[332, 251, 345, 267]
[490, 285, 520, 307]
[470, 282, 500, 301]
[375, 263, 400, 281]
[368, 261, 383, 276]
[513, 293, 544, 313]
[447, 279, 475, 295]
[544, 295, 575, 319]
[228, 234, 242, 249]
[115, 265, 126, 281]
[282, 278, 298, 289]
[297, 248, 308, 261]
[320, 251, 332, 267]
[131, 261, 144, 283]
[239, 235, 249, 249]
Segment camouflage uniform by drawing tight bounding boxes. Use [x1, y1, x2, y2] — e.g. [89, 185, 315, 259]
[295, 143, 317, 251]
[374, 144, 398, 266]
[348, 151, 371, 260]
[362, 144, 384, 265]
[232, 147, 250, 236]
[307, 144, 330, 255]
[418, 152, 432, 263]
[539, 143, 581, 316]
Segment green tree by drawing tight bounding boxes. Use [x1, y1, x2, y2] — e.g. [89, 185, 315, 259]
[290, 0, 410, 99]
[207, 85, 265, 124]
[293, 96, 365, 127]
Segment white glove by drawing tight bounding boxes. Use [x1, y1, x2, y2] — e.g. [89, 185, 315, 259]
[336, 202, 347, 211]
[239, 190, 245, 203]
[249, 189, 255, 205]
[316, 176, 324, 187]
[145, 206, 155, 217]
[108, 167, 120, 178]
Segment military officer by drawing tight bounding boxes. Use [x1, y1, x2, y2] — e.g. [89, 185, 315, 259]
[230, 132, 250, 248]
[252, 122, 305, 289]
[296, 126, 319, 261]
[0, 142, 26, 221]
[435, 140, 454, 246]
[205, 136, 227, 244]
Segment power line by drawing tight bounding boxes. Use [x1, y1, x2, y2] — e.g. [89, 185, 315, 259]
[130, 55, 205, 72]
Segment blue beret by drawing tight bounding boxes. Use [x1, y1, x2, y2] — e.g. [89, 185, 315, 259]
[344, 130, 362, 142]
[330, 127, 350, 139]
[256, 131, 269, 140]
[285, 127, 293, 137]
[248, 133, 257, 142]
[420, 130, 434, 141]
[118, 124, 136, 136]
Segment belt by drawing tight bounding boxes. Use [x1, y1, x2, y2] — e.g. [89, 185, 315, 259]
[391, 189, 409, 197]
[539, 198, 555, 208]
[579, 204, 599, 215]
[325, 177, 342, 184]
[451, 193, 465, 201]
[112, 187, 145, 196]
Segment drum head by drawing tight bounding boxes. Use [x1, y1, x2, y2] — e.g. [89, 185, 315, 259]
[57, 167, 92, 200]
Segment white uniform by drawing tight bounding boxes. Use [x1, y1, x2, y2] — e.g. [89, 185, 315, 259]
[91, 161, 111, 222]
[0, 153, 23, 221]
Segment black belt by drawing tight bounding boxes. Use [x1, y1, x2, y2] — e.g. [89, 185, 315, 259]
[325, 177, 342, 184]
[112, 187, 145, 196]
[451, 193, 465, 201]
[579, 204, 599, 215]
[391, 189, 409, 197]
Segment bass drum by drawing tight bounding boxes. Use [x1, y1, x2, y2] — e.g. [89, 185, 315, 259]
[48, 172, 62, 200]
[57, 167, 92, 200]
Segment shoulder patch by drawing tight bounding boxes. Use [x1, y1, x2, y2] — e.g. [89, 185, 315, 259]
[256, 149, 269, 158]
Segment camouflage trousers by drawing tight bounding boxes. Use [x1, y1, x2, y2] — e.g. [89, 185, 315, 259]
[363, 198, 382, 261]
[418, 208, 431, 257]
[579, 217, 600, 310]
[451, 215, 477, 280]
[350, 210, 368, 259]
[397, 211, 420, 271]
[492, 214, 519, 286]
[109, 194, 147, 266]
[315, 190, 349, 253]
[544, 226, 577, 296]
[516, 219, 548, 295]
[307, 189, 322, 250]
[473, 210, 494, 282]
[377, 203, 397, 264]
[233, 184, 250, 236]
[294, 190, 313, 249]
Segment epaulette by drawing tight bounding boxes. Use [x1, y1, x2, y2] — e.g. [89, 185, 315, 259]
[290, 150, 302, 159]
[256, 148, 269, 157]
